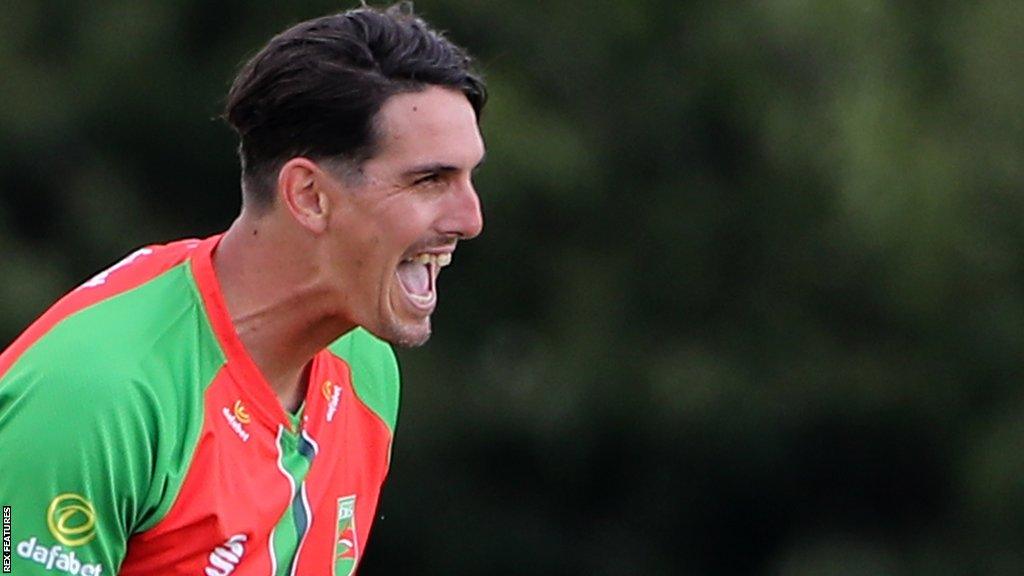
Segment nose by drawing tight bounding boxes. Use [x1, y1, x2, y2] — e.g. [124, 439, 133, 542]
[441, 180, 483, 240]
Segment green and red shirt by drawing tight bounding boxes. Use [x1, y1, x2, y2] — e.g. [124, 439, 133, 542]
[0, 236, 400, 576]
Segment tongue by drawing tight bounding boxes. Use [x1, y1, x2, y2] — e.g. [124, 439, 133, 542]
[397, 262, 431, 296]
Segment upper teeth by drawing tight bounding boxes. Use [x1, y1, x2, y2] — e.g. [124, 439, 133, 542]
[408, 253, 452, 267]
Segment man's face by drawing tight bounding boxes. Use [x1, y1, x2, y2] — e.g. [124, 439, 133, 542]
[321, 86, 485, 347]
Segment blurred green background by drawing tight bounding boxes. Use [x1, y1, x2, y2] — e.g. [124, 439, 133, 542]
[2, 1, 1024, 574]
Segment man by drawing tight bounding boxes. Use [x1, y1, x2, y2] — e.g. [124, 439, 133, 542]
[0, 4, 485, 575]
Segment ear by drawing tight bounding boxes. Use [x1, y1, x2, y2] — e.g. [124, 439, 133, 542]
[277, 158, 330, 234]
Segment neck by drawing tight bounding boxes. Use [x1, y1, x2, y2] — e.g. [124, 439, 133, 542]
[213, 212, 355, 412]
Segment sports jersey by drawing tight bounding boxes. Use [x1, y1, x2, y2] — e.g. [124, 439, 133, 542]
[0, 235, 400, 576]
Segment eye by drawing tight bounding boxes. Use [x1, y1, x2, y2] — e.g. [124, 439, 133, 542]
[413, 173, 442, 186]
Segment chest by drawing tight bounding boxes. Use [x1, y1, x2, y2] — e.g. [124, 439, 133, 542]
[120, 372, 391, 576]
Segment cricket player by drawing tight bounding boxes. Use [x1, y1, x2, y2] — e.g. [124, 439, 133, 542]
[0, 3, 486, 574]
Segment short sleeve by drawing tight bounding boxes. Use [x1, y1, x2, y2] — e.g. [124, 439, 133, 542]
[328, 328, 401, 433]
[0, 353, 158, 575]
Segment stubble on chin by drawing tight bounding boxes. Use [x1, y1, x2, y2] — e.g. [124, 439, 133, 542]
[384, 319, 432, 348]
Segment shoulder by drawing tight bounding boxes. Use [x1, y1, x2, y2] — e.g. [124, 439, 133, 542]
[0, 241, 225, 532]
[327, 328, 401, 432]
[1, 238, 208, 376]
[2, 240, 224, 425]
[20, 261, 216, 380]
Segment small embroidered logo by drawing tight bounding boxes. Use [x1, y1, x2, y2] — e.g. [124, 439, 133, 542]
[325, 382, 342, 423]
[222, 401, 251, 442]
[80, 248, 154, 289]
[232, 400, 251, 424]
[204, 534, 247, 576]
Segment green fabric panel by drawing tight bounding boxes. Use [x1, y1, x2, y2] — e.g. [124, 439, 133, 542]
[0, 263, 225, 575]
[270, 429, 314, 576]
[327, 328, 401, 433]
[271, 508, 300, 576]
[287, 403, 304, 430]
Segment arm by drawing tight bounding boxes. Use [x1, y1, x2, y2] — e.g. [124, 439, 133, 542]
[0, 358, 158, 575]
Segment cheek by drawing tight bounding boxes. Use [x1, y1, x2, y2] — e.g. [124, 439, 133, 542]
[397, 210, 436, 239]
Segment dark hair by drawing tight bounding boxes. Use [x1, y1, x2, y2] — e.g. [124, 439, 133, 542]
[224, 2, 486, 210]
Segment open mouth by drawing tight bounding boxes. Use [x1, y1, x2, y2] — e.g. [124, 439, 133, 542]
[395, 252, 452, 313]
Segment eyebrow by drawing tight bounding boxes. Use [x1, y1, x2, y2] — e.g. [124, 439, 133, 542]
[402, 153, 488, 178]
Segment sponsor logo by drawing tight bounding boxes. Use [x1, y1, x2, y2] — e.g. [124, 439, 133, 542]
[333, 496, 358, 576]
[47, 495, 95, 547]
[232, 400, 251, 425]
[15, 537, 103, 575]
[324, 382, 341, 423]
[222, 401, 251, 442]
[204, 534, 247, 576]
[80, 248, 153, 289]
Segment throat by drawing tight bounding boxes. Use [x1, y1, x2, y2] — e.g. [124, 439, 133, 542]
[271, 363, 311, 415]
